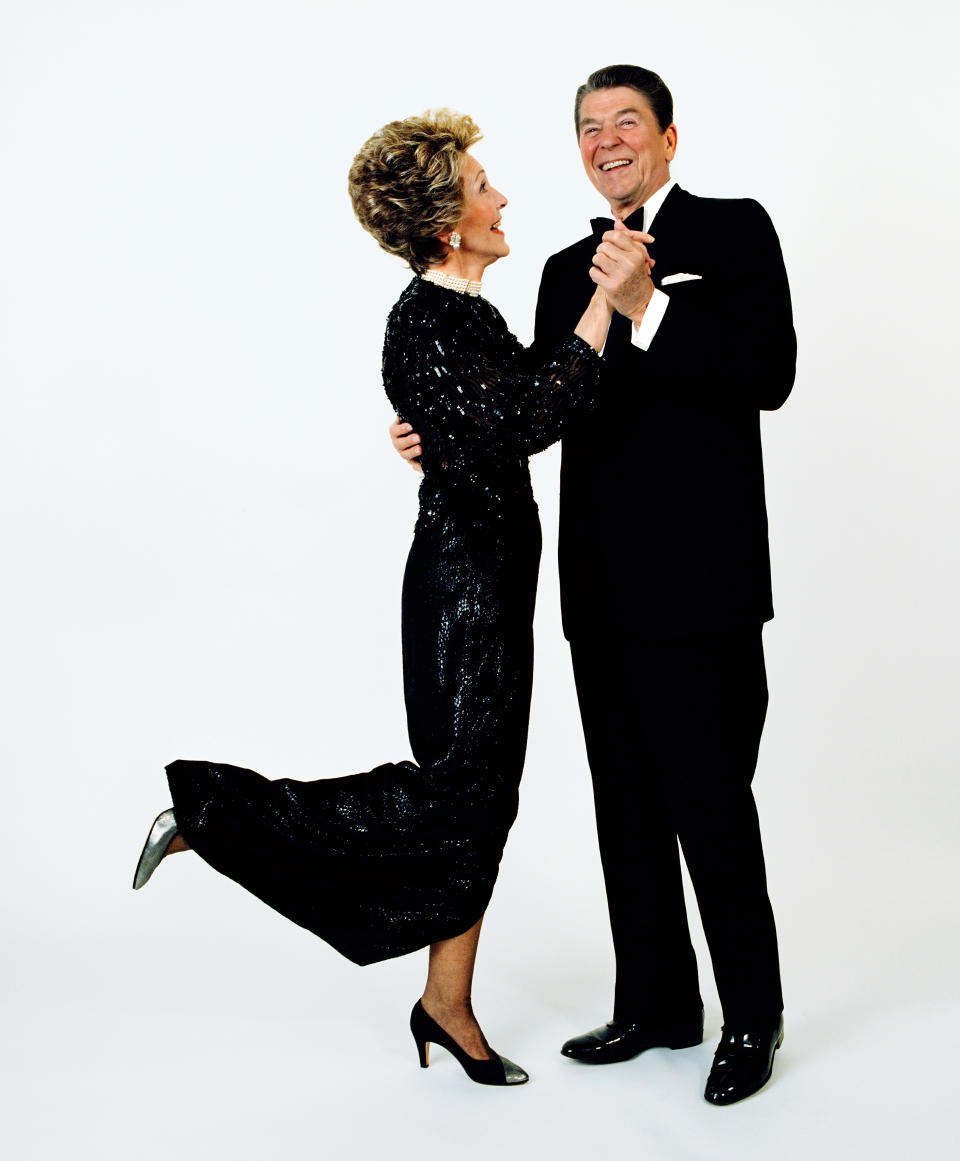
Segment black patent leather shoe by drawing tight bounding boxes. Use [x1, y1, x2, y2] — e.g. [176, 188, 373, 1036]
[561, 1008, 704, 1064]
[704, 1017, 784, 1105]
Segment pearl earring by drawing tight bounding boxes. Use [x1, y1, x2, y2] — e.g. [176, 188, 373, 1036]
[449, 231, 461, 250]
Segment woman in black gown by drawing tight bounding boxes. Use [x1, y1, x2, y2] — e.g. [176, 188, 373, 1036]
[132, 110, 616, 1086]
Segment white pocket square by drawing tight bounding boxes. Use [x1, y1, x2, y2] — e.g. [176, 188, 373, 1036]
[660, 272, 703, 285]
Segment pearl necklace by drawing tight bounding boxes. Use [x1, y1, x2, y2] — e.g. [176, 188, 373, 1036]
[421, 269, 483, 296]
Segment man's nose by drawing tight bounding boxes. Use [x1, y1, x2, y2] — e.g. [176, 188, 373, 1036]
[597, 123, 620, 148]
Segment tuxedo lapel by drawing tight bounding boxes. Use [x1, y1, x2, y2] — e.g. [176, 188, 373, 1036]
[643, 185, 690, 288]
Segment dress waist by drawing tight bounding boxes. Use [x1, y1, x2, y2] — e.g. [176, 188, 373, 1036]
[412, 471, 537, 551]
[418, 465, 536, 512]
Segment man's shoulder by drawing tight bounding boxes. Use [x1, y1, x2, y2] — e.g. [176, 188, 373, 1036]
[679, 191, 777, 233]
[543, 231, 597, 270]
[663, 187, 772, 224]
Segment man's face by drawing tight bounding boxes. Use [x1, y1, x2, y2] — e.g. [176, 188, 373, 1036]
[578, 86, 677, 217]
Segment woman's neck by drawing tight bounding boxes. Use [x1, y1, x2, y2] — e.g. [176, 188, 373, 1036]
[428, 253, 489, 284]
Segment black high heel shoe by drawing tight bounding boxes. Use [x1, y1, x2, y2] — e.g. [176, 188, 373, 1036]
[410, 1000, 529, 1086]
[132, 808, 178, 890]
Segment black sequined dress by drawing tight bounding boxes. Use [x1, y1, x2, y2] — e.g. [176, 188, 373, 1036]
[166, 277, 604, 965]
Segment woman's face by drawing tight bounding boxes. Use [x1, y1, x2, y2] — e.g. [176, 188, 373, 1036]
[450, 153, 509, 266]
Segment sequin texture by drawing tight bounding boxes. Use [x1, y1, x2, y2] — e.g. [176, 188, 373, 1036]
[166, 277, 605, 966]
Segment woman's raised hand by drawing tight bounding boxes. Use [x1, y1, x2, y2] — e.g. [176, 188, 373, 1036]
[591, 219, 656, 322]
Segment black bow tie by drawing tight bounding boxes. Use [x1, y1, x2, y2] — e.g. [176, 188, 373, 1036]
[591, 206, 646, 236]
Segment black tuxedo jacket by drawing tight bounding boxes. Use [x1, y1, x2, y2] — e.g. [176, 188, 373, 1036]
[534, 185, 796, 640]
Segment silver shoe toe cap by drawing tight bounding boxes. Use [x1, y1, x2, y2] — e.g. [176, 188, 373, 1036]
[497, 1055, 530, 1085]
[132, 807, 178, 890]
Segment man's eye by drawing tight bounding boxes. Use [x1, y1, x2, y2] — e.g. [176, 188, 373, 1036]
[619, 120, 636, 128]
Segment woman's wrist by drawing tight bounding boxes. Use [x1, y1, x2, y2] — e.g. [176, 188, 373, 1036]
[572, 288, 610, 353]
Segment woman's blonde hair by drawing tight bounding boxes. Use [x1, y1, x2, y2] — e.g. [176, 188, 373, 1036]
[348, 109, 482, 274]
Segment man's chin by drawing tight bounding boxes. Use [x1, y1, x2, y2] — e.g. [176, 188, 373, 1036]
[603, 178, 641, 200]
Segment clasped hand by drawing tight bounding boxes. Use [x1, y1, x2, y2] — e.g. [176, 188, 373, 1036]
[590, 219, 656, 322]
[389, 221, 656, 472]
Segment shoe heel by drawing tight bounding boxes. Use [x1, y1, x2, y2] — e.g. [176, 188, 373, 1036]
[410, 1001, 430, 1068]
[667, 1031, 704, 1051]
[667, 1016, 705, 1051]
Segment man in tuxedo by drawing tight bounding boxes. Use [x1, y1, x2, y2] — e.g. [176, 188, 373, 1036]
[391, 63, 795, 1105]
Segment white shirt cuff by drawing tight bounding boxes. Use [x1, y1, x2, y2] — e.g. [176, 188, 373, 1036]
[630, 288, 670, 351]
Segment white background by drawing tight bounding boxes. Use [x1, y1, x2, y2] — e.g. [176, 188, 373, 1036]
[3, 1, 958, 1158]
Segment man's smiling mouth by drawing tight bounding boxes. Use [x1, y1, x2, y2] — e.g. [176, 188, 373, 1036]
[600, 159, 632, 172]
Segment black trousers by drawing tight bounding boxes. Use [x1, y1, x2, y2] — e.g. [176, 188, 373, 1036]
[570, 626, 783, 1027]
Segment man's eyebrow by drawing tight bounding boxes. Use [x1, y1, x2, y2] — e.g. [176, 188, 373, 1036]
[581, 106, 642, 127]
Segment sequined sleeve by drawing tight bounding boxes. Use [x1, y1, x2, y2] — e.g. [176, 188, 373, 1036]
[382, 280, 606, 464]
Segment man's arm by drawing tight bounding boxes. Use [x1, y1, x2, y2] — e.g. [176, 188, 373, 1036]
[636, 199, 796, 411]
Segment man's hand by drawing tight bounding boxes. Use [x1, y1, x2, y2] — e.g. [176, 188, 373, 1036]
[590, 219, 656, 324]
[389, 417, 423, 473]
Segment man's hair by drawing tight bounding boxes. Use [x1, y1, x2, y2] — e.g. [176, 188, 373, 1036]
[348, 110, 482, 275]
[574, 65, 674, 135]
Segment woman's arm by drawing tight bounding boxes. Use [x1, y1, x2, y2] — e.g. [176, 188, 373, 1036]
[383, 291, 611, 463]
[386, 286, 612, 471]
[573, 285, 614, 353]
